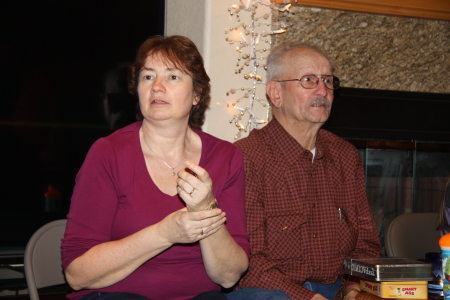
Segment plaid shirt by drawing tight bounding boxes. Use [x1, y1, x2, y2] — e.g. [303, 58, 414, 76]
[235, 118, 381, 300]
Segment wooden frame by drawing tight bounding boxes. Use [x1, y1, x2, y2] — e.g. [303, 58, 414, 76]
[272, 0, 450, 21]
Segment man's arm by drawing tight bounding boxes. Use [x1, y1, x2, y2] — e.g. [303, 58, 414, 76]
[347, 154, 381, 258]
[338, 152, 382, 299]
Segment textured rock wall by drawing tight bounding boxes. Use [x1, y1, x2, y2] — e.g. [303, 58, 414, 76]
[274, 6, 450, 94]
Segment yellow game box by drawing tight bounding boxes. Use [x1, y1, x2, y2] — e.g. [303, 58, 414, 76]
[360, 280, 428, 298]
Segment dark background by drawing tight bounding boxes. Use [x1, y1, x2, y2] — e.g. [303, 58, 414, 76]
[0, 0, 165, 249]
[326, 87, 450, 143]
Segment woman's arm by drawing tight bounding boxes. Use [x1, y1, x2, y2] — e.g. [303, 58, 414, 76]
[177, 160, 249, 288]
[65, 220, 170, 290]
[65, 207, 226, 290]
[198, 220, 249, 288]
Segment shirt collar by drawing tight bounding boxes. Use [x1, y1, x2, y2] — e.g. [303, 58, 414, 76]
[263, 117, 326, 164]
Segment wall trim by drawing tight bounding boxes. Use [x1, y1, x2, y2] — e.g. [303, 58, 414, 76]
[272, 0, 450, 21]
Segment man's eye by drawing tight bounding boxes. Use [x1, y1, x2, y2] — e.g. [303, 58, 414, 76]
[302, 76, 313, 82]
[323, 77, 332, 84]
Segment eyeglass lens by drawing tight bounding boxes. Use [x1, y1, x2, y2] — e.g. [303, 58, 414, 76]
[301, 75, 340, 90]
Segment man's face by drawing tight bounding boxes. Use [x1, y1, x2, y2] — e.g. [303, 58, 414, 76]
[276, 48, 334, 126]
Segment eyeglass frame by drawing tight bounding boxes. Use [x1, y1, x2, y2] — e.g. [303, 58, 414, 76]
[275, 74, 341, 90]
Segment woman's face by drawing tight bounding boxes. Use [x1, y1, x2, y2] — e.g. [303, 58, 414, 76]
[138, 54, 199, 124]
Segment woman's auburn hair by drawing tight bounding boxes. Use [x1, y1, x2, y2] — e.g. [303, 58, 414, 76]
[129, 35, 211, 130]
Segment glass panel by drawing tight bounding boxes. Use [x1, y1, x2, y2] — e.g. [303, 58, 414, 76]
[357, 143, 450, 253]
[364, 149, 414, 246]
[415, 150, 450, 213]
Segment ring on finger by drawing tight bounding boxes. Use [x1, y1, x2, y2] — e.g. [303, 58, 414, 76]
[189, 188, 195, 195]
[201, 228, 204, 235]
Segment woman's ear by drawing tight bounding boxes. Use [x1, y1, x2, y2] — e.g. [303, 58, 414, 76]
[266, 81, 282, 108]
[193, 95, 200, 105]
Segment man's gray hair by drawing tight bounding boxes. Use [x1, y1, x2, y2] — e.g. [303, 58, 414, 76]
[266, 41, 335, 81]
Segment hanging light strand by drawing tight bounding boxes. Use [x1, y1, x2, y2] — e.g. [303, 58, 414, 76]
[225, 0, 293, 140]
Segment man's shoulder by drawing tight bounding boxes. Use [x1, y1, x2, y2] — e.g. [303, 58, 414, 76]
[318, 130, 361, 166]
[234, 126, 270, 154]
[319, 129, 357, 152]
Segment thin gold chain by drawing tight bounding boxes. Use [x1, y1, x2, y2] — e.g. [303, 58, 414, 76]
[141, 129, 185, 176]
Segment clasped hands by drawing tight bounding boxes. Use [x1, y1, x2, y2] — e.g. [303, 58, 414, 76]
[160, 161, 225, 245]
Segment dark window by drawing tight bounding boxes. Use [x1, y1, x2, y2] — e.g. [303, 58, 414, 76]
[0, 0, 165, 249]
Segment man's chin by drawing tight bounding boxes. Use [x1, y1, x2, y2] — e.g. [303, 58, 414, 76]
[306, 113, 330, 125]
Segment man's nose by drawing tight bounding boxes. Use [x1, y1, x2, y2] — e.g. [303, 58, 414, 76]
[314, 78, 329, 96]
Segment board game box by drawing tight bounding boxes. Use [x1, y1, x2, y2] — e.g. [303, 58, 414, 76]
[343, 257, 433, 282]
[360, 279, 428, 298]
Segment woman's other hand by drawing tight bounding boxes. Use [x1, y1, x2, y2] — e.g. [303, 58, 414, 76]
[159, 208, 226, 244]
[176, 160, 216, 211]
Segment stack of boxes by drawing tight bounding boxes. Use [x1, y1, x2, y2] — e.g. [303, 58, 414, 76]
[344, 257, 434, 299]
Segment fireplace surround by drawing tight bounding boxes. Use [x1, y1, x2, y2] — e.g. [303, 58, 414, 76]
[324, 87, 450, 251]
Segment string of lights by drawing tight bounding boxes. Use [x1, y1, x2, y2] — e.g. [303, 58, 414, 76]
[225, 0, 293, 140]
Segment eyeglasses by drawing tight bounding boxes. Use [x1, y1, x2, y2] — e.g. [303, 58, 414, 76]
[276, 74, 340, 90]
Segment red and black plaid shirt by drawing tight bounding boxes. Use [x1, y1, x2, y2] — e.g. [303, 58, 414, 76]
[235, 118, 381, 300]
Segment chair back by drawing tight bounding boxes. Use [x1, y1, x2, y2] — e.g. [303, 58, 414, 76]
[385, 213, 441, 260]
[24, 219, 67, 300]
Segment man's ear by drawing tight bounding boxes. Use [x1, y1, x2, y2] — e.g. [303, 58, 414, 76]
[266, 81, 282, 108]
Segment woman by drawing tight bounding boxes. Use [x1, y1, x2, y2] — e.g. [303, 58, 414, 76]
[61, 35, 249, 300]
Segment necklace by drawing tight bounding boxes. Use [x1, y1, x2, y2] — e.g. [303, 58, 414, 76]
[141, 129, 185, 176]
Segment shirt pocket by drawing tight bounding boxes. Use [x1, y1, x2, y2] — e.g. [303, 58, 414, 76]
[265, 213, 306, 260]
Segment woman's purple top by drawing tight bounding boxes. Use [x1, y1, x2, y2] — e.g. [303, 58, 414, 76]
[61, 122, 249, 300]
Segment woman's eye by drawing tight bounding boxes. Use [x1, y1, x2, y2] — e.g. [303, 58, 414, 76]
[143, 75, 153, 80]
[169, 75, 179, 80]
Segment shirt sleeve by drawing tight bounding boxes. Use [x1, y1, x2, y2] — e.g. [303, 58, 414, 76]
[61, 138, 120, 269]
[338, 152, 381, 299]
[347, 153, 381, 258]
[216, 147, 250, 256]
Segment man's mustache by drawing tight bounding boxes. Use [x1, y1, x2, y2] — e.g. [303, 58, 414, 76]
[306, 97, 332, 108]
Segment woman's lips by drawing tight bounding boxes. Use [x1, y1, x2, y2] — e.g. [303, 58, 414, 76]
[152, 100, 167, 104]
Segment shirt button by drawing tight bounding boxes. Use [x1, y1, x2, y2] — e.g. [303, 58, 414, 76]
[313, 234, 317, 238]
[317, 265, 321, 269]
[312, 203, 316, 208]
[282, 226, 288, 231]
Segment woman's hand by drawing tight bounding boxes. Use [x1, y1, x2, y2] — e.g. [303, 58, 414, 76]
[176, 160, 216, 211]
[159, 208, 226, 244]
[175, 160, 248, 288]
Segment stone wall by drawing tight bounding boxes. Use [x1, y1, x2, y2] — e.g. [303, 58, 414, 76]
[274, 6, 450, 94]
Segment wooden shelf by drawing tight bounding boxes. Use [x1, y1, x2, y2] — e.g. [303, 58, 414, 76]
[271, 0, 450, 21]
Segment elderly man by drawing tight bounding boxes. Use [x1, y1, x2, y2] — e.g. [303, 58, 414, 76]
[232, 42, 381, 300]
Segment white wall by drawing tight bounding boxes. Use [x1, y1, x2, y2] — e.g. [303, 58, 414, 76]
[165, 0, 271, 142]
